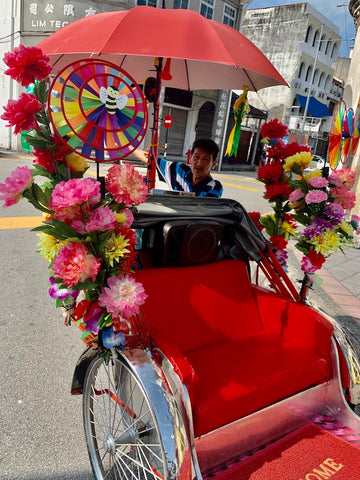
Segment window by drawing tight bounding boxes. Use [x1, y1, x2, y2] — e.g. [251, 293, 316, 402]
[313, 69, 319, 86]
[331, 42, 337, 58]
[305, 66, 312, 82]
[318, 72, 325, 88]
[312, 30, 319, 47]
[305, 25, 312, 43]
[324, 75, 331, 91]
[137, 0, 157, 5]
[320, 35, 326, 52]
[325, 40, 331, 55]
[223, 3, 237, 28]
[200, 0, 214, 19]
[298, 62, 305, 79]
[173, 0, 189, 8]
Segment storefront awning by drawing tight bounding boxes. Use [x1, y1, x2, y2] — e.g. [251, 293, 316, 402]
[296, 94, 330, 118]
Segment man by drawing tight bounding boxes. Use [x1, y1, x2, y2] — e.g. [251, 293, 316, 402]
[133, 138, 223, 198]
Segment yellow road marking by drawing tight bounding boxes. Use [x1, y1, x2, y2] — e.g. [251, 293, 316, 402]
[215, 173, 262, 185]
[0, 216, 42, 230]
[221, 181, 260, 192]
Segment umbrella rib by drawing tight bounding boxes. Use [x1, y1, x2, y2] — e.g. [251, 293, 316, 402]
[242, 69, 256, 92]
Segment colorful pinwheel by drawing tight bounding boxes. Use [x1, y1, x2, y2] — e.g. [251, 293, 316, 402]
[341, 107, 354, 164]
[352, 117, 360, 157]
[48, 59, 148, 162]
[328, 100, 345, 170]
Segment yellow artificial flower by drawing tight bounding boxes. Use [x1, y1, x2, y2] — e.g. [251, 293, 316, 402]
[104, 232, 130, 267]
[337, 220, 354, 237]
[64, 152, 89, 173]
[281, 220, 297, 239]
[311, 230, 340, 256]
[114, 211, 127, 224]
[304, 169, 322, 181]
[283, 151, 313, 172]
[37, 232, 67, 261]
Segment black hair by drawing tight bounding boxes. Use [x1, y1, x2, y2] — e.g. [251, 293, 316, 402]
[191, 138, 219, 161]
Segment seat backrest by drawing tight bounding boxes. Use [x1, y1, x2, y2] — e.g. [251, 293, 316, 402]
[134, 259, 263, 353]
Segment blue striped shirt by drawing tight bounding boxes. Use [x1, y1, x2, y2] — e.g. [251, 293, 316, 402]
[156, 158, 223, 198]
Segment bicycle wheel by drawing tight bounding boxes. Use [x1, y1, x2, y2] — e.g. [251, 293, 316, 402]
[83, 351, 166, 479]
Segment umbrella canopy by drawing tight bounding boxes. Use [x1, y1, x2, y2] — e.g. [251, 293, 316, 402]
[37, 6, 286, 92]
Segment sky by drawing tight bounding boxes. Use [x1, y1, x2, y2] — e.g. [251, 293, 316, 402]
[247, 1, 356, 57]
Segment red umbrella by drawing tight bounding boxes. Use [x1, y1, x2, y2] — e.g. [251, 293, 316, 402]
[38, 6, 287, 186]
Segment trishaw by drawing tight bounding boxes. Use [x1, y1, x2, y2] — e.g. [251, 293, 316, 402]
[71, 193, 360, 480]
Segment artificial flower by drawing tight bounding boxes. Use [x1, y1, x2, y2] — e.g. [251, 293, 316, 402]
[37, 232, 67, 261]
[331, 187, 356, 210]
[64, 152, 89, 173]
[86, 206, 117, 233]
[106, 163, 148, 206]
[311, 229, 341, 256]
[301, 250, 325, 273]
[98, 274, 147, 319]
[350, 215, 360, 234]
[289, 189, 305, 204]
[0, 165, 33, 207]
[82, 300, 104, 333]
[270, 234, 288, 251]
[304, 169, 322, 181]
[257, 161, 283, 182]
[327, 174, 343, 187]
[48, 276, 79, 301]
[52, 242, 101, 288]
[264, 181, 293, 200]
[260, 118, 288, 140]
[248, 211, 265, 231]
[33, 148, 60, 174]
[308, 177, 328, 189]
[283, 151, 312, 172]
[103, 231, 131, 267]
[115, 208, 134, 228]
[1, 93, 43, 135]
[305, 190, 328, 205]
[3, 44, 52, 87]
[50, 177, 101, 211]
[335, 168, 356, 189]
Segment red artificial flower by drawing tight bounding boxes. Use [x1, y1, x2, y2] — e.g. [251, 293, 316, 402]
[260, 119, 288, 140]
[248, 211, 265, 231]
[33, 139, 69, 173]
[270, 234, 288, 251]
[3, 44, 53, 87]
[301, 249, 326, 273]
[257, 160, 284, 183]
[1, 93, 43, 135]
[282, 142, 311, 158]
[264, 181, 293, 200]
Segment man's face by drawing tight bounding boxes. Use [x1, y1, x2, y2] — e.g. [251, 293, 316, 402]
[190, 147, 216, 183]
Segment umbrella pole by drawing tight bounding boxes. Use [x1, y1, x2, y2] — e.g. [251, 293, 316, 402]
[147, 57, 163, 191]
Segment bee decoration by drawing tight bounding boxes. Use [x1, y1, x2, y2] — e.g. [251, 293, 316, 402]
[100, 86, 128, 115]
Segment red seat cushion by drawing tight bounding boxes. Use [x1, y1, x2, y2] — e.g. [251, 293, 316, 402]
[186, 334, 331, 436]
[134, 260, 263, 353]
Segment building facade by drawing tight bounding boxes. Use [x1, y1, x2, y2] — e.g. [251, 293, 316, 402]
[241, 3, 341, 157]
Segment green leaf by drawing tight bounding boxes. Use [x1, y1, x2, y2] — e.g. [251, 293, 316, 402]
[50, 218, 84, 239]
[74, 278, 99, 290]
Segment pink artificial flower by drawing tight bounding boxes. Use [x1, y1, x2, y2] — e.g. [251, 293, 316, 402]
[308, 177, 328, 189]
[120, 208, 134, 228]
[327, 174, 343, 187]
[289, 188, 305, 203]
[305, 190, 328, 204]
[3, 44, 52, 87]
[86, 206, 117, 233]
[331, 187, 356, 210]
[1, 93, 43, 135]
[98, 274, 147, 319]
[106, 163, 148, 206]
[0, 166, 33, 207]
[52, 242, 101, 288]
[51, 178, 100, 210]
[335, 168, 355, 189]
